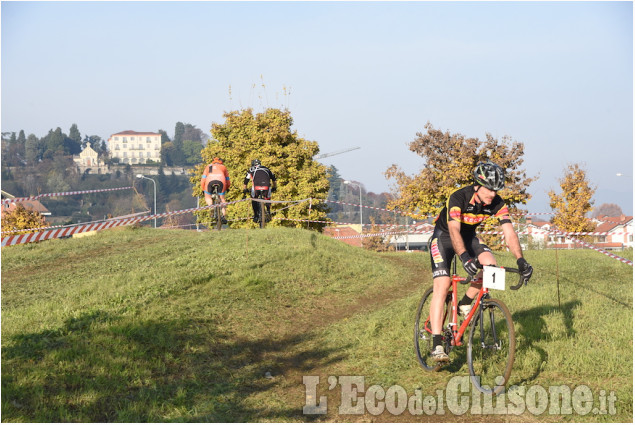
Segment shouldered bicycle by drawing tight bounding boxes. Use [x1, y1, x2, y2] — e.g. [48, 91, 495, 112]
[414, 257, 527, 395]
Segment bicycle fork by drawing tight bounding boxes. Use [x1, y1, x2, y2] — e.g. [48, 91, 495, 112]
[479, 303, 501, 350]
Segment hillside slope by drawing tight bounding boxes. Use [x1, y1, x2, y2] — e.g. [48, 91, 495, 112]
[1, 227, 632, 422]
[1, 226, 428, 421]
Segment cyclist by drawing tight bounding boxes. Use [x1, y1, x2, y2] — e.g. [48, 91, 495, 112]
[243, 159, 277, 223]
[200, 157, 230, 224]
[428, 161, 533, 362]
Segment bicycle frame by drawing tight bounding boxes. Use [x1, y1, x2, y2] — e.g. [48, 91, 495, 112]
[444, 274, 488, 348]
[424, 258, 523, 349]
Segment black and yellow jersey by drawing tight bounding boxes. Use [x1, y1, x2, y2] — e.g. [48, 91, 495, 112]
[434, 185, 512, 236]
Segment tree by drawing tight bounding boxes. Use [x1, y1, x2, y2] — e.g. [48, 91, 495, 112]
[592, 203, 623, 219]
[385, 123, 535, 220]
[156, 165, 169, 203]
[173, 122, 185, 147]
[161, 142, 176, 166]
[69, 124, 82, 145]
[182, 123, 204, 143]
[170, 122, 188, 165]
[361, 217, 394, 252]
[158, 129, 171, 144]
[365, 191, 396, 224]
[43, 128, 65, 158]
[17, 130, 26, 145]
[1, 203, 48, 236]
[64, 135, 82, 155]
[191, 108, 330, 230]
[326, 165, 345, 221]
[548, 163, 595, 233]
[83, 135, 103, 153]
[25, 134, 41, 165]
[16, 130, 26, 159]
[1, 131, 24, 166]
[182, 139, 203, 165]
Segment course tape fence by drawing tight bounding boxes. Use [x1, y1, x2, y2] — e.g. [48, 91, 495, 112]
[1, 199, 248, 247]
[544, 227, 633, 267]
[3, 195, 632, 267]
[0, 211, 152, 236]
[1, 186, 134, 204]
[565, 235, 633, 266]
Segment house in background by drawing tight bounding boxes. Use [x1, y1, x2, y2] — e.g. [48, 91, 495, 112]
[324, 221, 435, 251]
[592, 215, 633, 250]
[108, 131, 161, 165]
[323, 225, 363, 247]
[525, 215, 633, 250]
[525, 219, 554, 248]
[1, 190, 51, 219]
[389, 222, 434, 251]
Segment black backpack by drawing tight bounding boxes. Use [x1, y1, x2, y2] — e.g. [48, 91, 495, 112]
[252, 166, 271, 187]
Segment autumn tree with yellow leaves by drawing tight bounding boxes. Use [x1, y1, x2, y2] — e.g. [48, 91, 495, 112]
[1, 204, 48, 236]
[191, 108, 330, 230]
[385, 123, 535, 249]
[548, 163, 595, 233]
[385, 123, 535, 217]
[361, 217, 394, 252]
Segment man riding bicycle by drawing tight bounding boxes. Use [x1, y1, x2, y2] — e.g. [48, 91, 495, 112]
[243, 159, 277, 223]
[200, 157, 231, 224]
[428, 161, 533, 362]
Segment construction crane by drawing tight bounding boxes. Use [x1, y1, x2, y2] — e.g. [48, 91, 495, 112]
[313, 146, 360, 160]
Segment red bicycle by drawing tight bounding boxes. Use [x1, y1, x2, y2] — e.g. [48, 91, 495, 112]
[414, 257, 527, 395]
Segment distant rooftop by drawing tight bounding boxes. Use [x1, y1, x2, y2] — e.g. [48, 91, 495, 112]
[111, 130, 161, 136]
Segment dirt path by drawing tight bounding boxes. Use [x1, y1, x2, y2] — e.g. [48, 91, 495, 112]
[255, 253, 455, 422]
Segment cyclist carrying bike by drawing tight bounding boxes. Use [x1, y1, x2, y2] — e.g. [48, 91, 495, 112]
[200, 157, 230, 224]
[243, 159, 277, 223]
[428, 160, 533, 362]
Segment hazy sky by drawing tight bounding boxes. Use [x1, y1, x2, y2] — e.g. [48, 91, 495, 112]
[2, 1, 633, 214]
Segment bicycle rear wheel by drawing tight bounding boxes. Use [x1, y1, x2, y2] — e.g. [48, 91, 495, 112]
[467, 298, 515, 395]
[414, 287, 450, 372]
[213, 195, 222, 231]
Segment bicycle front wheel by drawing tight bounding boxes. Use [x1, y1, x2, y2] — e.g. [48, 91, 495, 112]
[414, 287, 449, 372]
[467, 298, 515, 395]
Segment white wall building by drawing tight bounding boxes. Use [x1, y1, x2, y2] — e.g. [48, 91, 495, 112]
[108, 131, 161, 165]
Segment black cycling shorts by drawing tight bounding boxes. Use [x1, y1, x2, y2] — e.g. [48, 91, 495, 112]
[429, 228, 491, 279]
[206, 180, 225, 196]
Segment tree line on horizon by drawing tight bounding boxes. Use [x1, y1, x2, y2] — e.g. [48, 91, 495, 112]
[1, 121, 207, 169]
[1, 109, 608, 238]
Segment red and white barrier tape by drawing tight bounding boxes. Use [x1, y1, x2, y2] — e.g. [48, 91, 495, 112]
[527, 230, 631, 237]
[566, 236, 633, 266]
[1, 199, 249, 247]
[333, 231, 411, 240]
[322, 199, 432, 219]
[3, 191, 632, 254]
[1, 186, 134, 204]
[1, 211, 151, 235]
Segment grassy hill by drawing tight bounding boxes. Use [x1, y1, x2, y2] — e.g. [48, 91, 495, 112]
[1, 227, 632, 422]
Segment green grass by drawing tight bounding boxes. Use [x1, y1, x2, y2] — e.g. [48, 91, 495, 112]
[1, 226, 632, 422]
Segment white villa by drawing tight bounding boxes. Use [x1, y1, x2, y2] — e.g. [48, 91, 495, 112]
[108, 130, 161, 165]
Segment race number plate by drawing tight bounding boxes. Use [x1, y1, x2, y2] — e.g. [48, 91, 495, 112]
[483, 266, 506, 290]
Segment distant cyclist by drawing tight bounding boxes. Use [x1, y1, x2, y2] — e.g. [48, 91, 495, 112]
[428, 160, 533, 362]
[243, 159, 277, 223]
[200, 157, 230, 224]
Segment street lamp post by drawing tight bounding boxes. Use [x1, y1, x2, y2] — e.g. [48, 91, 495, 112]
[343, 180, 362, 228]
[136, 174, 157, 228]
